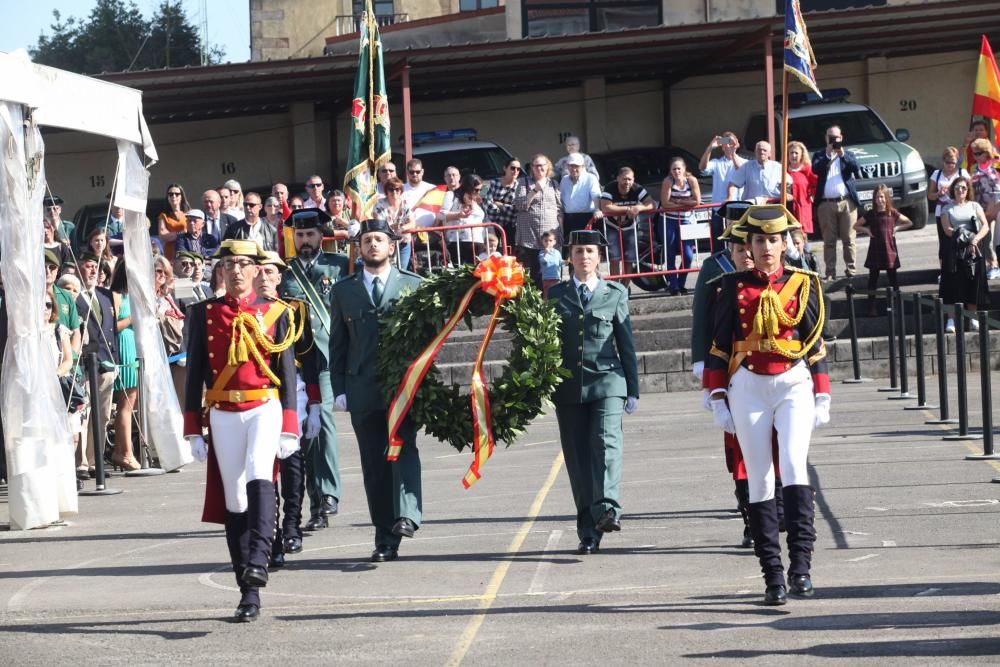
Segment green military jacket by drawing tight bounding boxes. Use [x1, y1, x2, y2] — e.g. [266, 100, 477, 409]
[549, 278, 639, 405]
[278, 251, 349, 365]
[690, 249, 738, 366]
[329, 266, 422, 413]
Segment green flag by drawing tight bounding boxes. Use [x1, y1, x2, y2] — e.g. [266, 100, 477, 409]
[344, 0, 391, 220]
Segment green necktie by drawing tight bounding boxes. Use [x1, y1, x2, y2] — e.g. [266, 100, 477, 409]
[91, 295, 103, 326]
[578, 283, 590, 304]
[372, 276, 383, 307]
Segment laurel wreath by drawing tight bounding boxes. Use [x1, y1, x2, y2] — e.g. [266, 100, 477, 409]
[377, 265, 567, 452]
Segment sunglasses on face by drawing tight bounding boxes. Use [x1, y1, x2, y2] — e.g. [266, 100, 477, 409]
[408, 170, 423, 175]
[508, 166, 521, 172]
[179, 261, 194, 267]
[306, 183, 323, 189]
[167, 191, 182, 197]
[244, 202, 261, 208]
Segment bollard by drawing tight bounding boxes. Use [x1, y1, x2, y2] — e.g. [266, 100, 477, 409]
[126, 357, 165, 477]
[905, 293, 937, 410]
[966, 311, 1000, 459]
[842, 284, 872, 384]
[889, 289, 914, 400]
[926, 298, 957, 424]
[944, 304, 981, 441]
[78, 353, 122, 496]
[878, 287, 899, 392]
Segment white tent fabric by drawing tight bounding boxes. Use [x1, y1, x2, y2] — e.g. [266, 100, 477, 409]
[0, 51, 187, 528]
[117, 141, 190, 471]
[0, 103, 78, 529]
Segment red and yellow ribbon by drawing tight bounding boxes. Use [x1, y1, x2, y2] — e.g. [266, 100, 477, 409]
[386, 255, 525, 488]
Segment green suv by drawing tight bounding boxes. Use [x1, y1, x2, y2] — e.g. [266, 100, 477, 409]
[744, 93, 928, 229]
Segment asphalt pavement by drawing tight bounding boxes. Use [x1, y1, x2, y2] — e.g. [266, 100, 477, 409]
[1, 374, 999, 665]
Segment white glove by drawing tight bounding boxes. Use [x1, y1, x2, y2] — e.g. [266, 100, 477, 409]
[277, 434, 299, 459]
[334, 394, 348, 411]
[702, 389, 712, 412]
[187, 435, 208, 462]
[691, 361, 704, 381]
[304, 404, 322, 439]
[814, 394, 831, 428]
[710, 398, 736, 434]
[625, 396, 639, 415]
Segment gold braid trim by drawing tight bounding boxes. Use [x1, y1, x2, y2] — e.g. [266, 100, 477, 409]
[227, 308, 298, 385]
[752, 275, 825, 361]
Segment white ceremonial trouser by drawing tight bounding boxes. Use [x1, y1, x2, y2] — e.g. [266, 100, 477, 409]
[210, 400, 282, 512]
[728, 363, 815, 503]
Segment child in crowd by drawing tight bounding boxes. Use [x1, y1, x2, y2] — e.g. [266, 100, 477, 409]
[479, 231, 502, 261]
[854, 183, 913, 316]
[538, 231, 562, 297]
[787, 228, 818, 272]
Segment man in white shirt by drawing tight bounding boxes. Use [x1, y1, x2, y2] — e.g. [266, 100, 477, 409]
[560, 153, 603, 246]
[812, 125, 862, 279]
[402, 159, 437, 228]
[553, 135, 601, 182]
[700, 131, 746, 238]
[303, 175, 326, 210]
[727, 141, 788, 203]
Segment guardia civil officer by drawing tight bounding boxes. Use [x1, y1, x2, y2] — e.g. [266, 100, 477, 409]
[278, 209, 349, 531]
[549, 229, 639, 555]
[253, 251, 320, 568]
[329, 219, 423, 562]
[704, 206, 830, 605]
[184, 239, 300, 622]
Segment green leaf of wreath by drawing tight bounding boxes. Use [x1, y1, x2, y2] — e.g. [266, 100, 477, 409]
[376, 265, 568, 452]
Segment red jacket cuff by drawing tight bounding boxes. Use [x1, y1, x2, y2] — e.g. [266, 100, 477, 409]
[705, 368, 728, 392]
[184, 412, 202, 438]
[812, 372, 831, 395]
[306, 383, 321, 403]
[282, 409, 300, 437]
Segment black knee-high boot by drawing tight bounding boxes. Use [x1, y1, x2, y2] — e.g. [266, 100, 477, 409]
[280, 448, 305, 541]
[734, 479, 753, 548]
[747, 498, 786, 604]
[224, 511, 260, 612]
[244, 479, 276, 587]
[774, 476, 785, 532]
[783, 484, 816, 596]
[271, 485, 285, 567]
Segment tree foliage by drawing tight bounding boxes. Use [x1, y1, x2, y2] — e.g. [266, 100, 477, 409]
[30, 0, 226, 74]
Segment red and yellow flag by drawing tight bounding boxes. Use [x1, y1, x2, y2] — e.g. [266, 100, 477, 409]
[414, 184, 449, 216]
[965, 35, 1000, 169]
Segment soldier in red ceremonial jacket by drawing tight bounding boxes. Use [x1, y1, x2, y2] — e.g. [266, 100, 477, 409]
[183, 239, 300, 623]
[704, 206, 831, 606]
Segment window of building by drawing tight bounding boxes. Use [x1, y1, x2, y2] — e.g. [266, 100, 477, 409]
[522, 0, 661, 38]
[461, 0, 499, 10]
[353, 1, 396, 22]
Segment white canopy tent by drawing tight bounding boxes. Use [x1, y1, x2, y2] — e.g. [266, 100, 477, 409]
[0, 51, 191, 530]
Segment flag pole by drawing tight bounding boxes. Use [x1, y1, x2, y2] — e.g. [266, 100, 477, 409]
[781, 68, 790, 209]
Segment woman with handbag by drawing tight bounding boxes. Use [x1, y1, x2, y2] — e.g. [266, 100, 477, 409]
[940, 176, 991, 332]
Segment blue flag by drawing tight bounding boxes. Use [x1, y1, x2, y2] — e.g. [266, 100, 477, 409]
[783, 0, 821, 97]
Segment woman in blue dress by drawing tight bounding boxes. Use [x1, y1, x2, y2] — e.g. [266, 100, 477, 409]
[110, 261, 141, 471]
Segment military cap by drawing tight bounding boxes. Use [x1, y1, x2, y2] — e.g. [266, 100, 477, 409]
[737, 205, 800, 235]
[44, 248, 61, 268]
[285, 208, 332, 230]
[353, 218, 400, 241]
[259, 250, 288, 271]
[212, 238, 267, 261]
[566, 229, 608, 247]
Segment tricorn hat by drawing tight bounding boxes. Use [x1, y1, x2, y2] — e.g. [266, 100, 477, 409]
[353, 218, 400, 241]
[259, 250, 288, 271]
[566, 229, 608, 247]
[43, 195, 64, 207]
[285, 208, 332, 230]
[736, 204, 801, 236]
[212, 238, 268, 261]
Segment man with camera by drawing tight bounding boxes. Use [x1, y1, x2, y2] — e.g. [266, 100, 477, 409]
[813, 125, 862, 281]
[700, 132, 746, 240]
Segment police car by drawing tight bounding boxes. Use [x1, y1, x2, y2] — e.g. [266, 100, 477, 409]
[744, 89, 929, 229]
[391, 128, 513, 182]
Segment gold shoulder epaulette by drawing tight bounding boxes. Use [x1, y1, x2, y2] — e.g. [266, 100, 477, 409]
[785, 265, 819, 278]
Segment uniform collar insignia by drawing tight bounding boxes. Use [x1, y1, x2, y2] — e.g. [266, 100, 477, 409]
[225, 291, 257, 309]
[752, 265, 784, 282]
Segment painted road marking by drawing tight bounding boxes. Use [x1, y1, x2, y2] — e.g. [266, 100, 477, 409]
[445, 451, 564, 667]
[527, 529, 563, 595]
[847, 554, 880, 562]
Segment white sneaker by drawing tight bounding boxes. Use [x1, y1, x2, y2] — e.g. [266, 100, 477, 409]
[970, 318, 980, 331]
[989, 268, 1000, 280]
[946, 318, 956, 333]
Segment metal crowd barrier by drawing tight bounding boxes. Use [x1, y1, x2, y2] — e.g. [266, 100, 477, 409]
[842, 287, 1000, 468]
[407, 222, 509, 273]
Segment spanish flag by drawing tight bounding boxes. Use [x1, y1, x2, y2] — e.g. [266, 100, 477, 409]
[414, 184, 449, 216]
[966, 35, 1000, 169]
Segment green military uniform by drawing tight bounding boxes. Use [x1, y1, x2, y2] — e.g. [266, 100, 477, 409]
[329, 264, 423, 549]
[691, 249, 739, 367]
[549, 269, 639, 547]
[279, 250, 349, 513]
